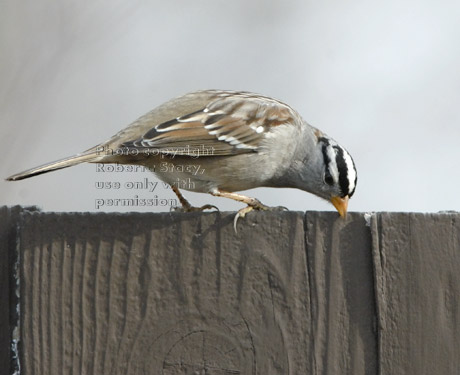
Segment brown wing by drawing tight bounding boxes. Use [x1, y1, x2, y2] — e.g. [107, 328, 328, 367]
[121, 91, 296, 157]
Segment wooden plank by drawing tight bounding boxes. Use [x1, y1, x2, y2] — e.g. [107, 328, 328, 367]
[14, 210, 460, 374]
[371, 213, 460, 375]
[0, 206, 39, 375]
[305, 212, 378, 375]
[0, 207, 12, 375]
[18, 210, 311, 374]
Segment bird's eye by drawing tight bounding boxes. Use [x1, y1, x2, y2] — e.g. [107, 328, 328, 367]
[323, 170, 334, 185]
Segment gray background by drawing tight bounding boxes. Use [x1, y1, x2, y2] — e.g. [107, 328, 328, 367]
[1, 0, 459, 213]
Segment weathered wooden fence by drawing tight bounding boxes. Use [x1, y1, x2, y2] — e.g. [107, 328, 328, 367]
[1, 206, 459, 374]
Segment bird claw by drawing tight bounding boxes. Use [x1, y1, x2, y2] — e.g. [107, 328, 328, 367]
[233, 203, 289, 232]
[172, 204, 219, 213]
[233, 206, 255, 232]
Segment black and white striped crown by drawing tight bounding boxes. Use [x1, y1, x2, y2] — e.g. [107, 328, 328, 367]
[319, 137, 357, 198]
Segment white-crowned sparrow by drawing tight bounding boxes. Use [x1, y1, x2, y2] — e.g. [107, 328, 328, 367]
[6, 90, 357, 227]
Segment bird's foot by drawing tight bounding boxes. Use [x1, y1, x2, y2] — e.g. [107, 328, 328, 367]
[170, 185, 218, 212]
[233, 199, 288, 232]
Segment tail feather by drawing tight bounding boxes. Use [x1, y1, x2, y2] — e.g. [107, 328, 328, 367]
[6, 152, 99, 181]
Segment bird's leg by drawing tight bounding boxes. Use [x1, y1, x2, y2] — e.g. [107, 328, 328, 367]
[210, 190, 268, 209]
[171, 185, 218, 212]
[210, 189, 287, 231]
[171, 185, 192, 209]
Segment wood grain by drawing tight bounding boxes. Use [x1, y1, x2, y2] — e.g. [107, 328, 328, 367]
[0, 206, 39, 375]
[6, 209, 459, 374]
[305, 212, 377, 374]
[371, 213, 460, 375]
[0, 207, 13, 375]
[18, 211, 311, 374]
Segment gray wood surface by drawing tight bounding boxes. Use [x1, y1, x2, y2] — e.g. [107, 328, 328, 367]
[371, 213, 460, 375]
[0, 208, 459, 374]
[305, 212, 377, 374]
[0, 207, 12, 375]
[0, 206, 38, 375]
[18, 211, 312, 374]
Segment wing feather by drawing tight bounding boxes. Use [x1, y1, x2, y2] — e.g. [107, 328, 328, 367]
[121, 91, 296, 157]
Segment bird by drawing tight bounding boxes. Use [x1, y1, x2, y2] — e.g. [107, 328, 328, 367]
[6, 90, 357, 229]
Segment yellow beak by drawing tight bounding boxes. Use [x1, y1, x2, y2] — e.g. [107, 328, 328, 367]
[330, 195, 349, 218]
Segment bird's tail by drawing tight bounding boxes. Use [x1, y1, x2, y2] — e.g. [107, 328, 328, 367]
[6, 150, 100, 181]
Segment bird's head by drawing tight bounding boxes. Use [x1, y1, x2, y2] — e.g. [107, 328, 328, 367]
[295, 133, 357, 217]
[315, 135, 357, 217]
